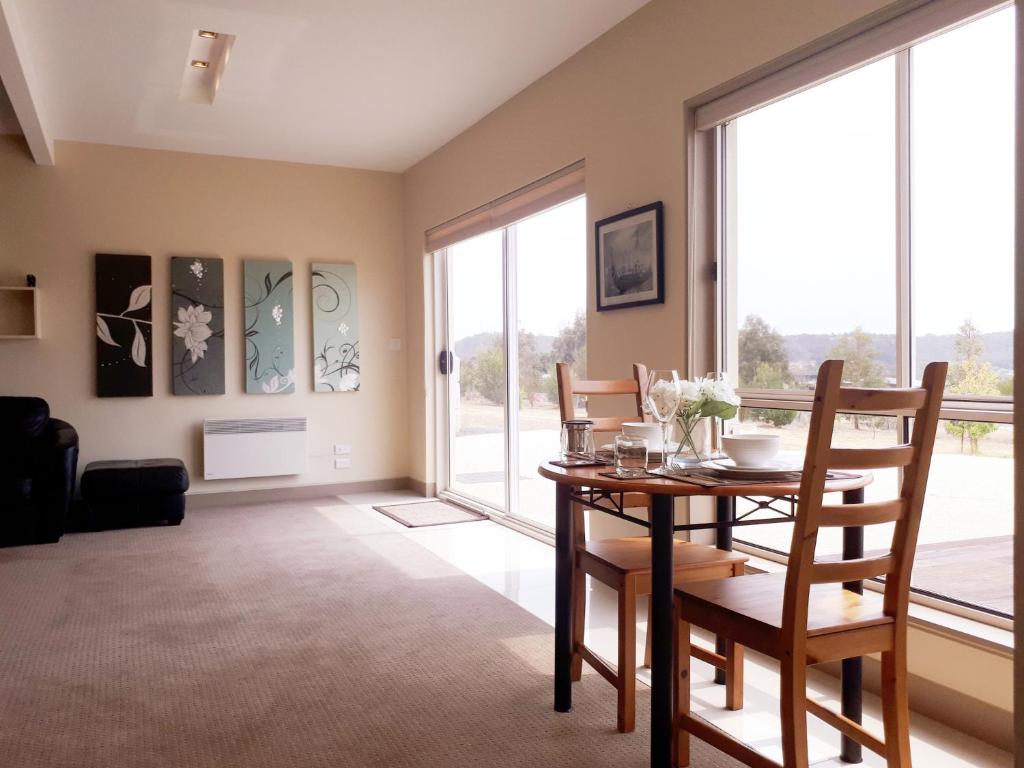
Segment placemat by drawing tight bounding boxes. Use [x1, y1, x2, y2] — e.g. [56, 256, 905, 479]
[598, 469, 861, 488]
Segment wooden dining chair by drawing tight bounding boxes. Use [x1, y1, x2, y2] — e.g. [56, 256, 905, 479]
[673, 359, 947, 768]
[556, 362, 748, 733]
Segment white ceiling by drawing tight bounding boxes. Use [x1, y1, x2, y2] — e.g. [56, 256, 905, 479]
[6, 0, 649, 171]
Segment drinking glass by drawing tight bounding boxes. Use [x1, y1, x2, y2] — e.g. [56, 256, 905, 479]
[560, 419, 595, 460]
[645, 369, 680, 471]
[614, 434, 648, 478]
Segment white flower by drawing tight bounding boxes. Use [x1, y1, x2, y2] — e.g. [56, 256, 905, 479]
[678, 379, 702, 404]
[173, 304, 213, 363]
[272, 304, 284, 326]
[190, 259, 205, 279]
[338, 371, 359, 391]
[262, 368, 295, 394]
[703, 378, 741, 406]
[648, 379, 681, 419]
[337, 322, 350, 336]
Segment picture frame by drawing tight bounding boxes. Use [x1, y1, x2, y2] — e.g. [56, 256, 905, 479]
[595, 201, 664, 311]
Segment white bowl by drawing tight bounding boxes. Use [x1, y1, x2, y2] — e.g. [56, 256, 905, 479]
[622, 421, 662, 451]
[721, 434, 781, 468]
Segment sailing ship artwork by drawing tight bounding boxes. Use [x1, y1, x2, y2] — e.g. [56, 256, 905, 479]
[595, 201, 664, 311]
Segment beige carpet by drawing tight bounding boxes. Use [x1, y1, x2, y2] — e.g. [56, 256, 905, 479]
[0, 499, 740, 767]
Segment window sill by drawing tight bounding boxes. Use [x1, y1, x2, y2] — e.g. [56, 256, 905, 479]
[739, 549, 1013, 657]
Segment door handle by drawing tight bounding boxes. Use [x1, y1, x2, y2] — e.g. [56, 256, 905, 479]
[438, 350, 454, 375]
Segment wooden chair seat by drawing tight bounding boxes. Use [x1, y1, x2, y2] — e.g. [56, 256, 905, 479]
[677, 573, 892, 661]
[582, 537, 748, 579]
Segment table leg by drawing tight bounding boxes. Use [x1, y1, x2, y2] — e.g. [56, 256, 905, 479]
[713, 496, 735, 685]
[554, 482, 574, 713]
[650, 493, 675, 768]
[841, 487, 865, 764]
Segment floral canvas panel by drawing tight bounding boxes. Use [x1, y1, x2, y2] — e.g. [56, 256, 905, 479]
[171, 257, 224, 395]
[311, 263, 359, 392]
[95, 253, 152, 397]
[244, 259, 294, 394]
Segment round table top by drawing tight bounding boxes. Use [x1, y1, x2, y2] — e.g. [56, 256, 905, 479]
[537, 461, 871, 497]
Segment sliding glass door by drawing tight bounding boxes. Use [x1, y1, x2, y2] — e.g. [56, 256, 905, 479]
[446, 230, 507, 509]
[440, 196, 587, 529]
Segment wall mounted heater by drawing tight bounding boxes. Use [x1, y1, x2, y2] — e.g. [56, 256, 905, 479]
[203, 417, 307, 480]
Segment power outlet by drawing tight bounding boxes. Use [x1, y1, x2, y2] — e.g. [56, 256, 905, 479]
[334, 457, 351, 470]
[333, 443, 351, 455]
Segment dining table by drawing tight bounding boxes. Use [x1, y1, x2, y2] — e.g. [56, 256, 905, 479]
[537, 461, 872, 768]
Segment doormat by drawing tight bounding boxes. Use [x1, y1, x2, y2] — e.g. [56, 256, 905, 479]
[373, 499, 488, 528]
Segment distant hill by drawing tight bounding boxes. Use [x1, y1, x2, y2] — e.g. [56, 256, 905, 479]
[783, 331, 1012, 378]
[454, 331, 555, 361]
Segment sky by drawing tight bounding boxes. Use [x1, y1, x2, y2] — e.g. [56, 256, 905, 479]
[735, 6, 1015, 338]
[448, 197, 586, 342]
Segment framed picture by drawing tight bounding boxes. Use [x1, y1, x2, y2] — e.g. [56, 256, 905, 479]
[595, 201, 664, 311]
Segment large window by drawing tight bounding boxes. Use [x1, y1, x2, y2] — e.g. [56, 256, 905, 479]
[715, 6, 1015, 620]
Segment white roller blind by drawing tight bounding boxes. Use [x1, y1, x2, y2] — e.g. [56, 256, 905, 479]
[425, 160, 585, 252]
[695, 0, 1007, 131]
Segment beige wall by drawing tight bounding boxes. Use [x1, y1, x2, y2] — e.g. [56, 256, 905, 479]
[0, 137, 408, 494]
[402, 0, 899, 492]
[400, 0, 1012, 743]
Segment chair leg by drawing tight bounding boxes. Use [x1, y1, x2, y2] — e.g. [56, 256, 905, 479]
[881, 637, 912, 767]
[673, 598, 691, 768]
[643, 595, 654, 668]
[724, 639, 744, 711]
[570, 564, 585, 682]
[779, 654, 810, 768]
[617, 577, 637, 733]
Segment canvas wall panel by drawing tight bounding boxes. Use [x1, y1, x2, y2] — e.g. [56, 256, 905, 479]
[243, 259, 294, 394]
[312, 263, 360, 391]
[171, 256, 225, 395]
[95, 253, 152, 397]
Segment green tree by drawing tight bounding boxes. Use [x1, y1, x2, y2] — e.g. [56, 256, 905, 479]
[945, 319, 999, 454]
[517, 331, 543, 407]
[542, 311, 587, 404]
[746, 362, 796, 427]
[738, 315, 791, 387]
[829, 327, 885, 430]
[468, 344, 505, 405]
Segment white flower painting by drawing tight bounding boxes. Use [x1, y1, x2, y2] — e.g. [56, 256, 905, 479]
[173, 304, 213, 363]
[171, 256, 225, 395]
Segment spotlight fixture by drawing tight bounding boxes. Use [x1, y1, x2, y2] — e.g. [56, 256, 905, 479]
[191, 59, 210, 69]
[198, 30, 218, 39]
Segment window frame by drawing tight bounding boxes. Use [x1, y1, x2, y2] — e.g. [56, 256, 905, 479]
[685, 0, 1015, 627]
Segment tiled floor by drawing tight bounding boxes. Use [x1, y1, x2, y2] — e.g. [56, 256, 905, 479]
[337, 490, 1012, 768]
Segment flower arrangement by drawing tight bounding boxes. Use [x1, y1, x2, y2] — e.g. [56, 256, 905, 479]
[673, 376, 741, 462]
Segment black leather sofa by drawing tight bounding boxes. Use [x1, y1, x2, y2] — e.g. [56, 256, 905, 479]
[0, 397, 79, 545]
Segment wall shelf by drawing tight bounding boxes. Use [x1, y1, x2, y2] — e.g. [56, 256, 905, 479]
[0, 287, 40, 338]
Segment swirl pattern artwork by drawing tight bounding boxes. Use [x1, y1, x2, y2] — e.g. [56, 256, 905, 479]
[311, 263, 359, 392]
[171, 257, 225, 395]
[244, 259, 295, 394]
[95, 253, 152, 397]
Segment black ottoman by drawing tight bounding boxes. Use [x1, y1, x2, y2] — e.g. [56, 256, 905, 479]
[80, 459, 188, 530]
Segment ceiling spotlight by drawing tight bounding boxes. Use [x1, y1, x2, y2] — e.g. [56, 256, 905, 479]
[191, 59, 209, 69]
[198, 30, 218, 39]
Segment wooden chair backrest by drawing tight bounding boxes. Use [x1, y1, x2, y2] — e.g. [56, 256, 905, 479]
[555, 362, 649, 433]
[782, 359, 947, 639]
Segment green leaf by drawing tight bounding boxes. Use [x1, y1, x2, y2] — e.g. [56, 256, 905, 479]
[700, 400, 738, 420]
